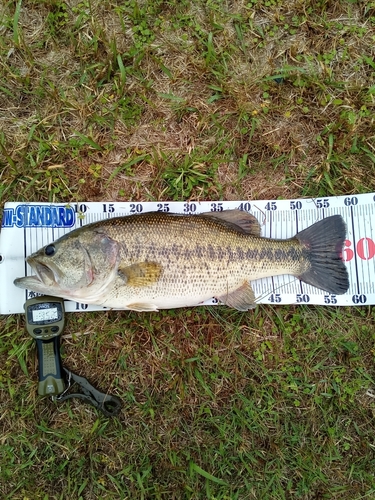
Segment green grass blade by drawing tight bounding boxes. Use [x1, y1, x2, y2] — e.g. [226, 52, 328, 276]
[157, 93, 185, 102]
[117, 54, 126, 86]
[13, 0, 22, 45]
[105, 154, 149, 186]
[190, 462, 228, 486]
[72, 131, 102, 151]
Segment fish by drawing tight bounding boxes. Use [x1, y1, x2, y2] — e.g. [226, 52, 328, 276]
[14, 210, 349, 311]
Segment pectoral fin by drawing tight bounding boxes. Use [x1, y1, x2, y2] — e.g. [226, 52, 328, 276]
[126, 302, 159, 312]
[216, 281, 257, 311]
[118, 262, 162, 287]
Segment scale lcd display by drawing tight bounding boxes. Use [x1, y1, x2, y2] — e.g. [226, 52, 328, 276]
[32, 307, 58, 323]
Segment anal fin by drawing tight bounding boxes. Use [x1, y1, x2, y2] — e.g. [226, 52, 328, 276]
[216, 281, 257, 311]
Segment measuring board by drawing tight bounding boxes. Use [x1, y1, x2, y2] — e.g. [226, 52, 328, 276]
[0, 194, 374, 314]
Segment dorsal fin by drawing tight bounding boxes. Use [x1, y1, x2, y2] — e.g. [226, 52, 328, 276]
[200, 209, 261, 236]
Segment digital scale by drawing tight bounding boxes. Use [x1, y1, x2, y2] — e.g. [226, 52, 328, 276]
[25, 295, 65, 396]
[1, 193, 374, 314]
[23, 294, 122, 416]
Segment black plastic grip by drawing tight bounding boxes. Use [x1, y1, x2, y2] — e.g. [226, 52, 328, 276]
[35, 336, 65, 396]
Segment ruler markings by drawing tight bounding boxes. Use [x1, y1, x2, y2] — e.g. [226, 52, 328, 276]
[1, 194, 375, 313]
[350, 205, 360, 295]
[270, 209, 275, 296]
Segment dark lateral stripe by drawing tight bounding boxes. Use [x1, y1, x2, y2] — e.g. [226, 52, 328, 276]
[245, 246, 301, 262]
[136, 242, 301, 264]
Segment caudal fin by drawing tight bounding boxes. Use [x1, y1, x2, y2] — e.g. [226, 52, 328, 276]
[296, 215, 349, 295]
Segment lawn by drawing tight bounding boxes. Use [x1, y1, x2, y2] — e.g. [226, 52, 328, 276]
[0, 0, 375, 498]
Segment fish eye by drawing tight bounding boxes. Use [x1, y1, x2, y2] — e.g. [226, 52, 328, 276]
[45, 244, 56, 256]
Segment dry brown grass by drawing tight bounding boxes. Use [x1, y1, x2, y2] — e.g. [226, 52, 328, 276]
[1, 0, 374, 204]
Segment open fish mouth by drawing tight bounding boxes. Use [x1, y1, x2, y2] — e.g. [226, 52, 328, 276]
[13, 261, 57, 290]
[22, 256, 58, 287]
[34, 262, 56, 286]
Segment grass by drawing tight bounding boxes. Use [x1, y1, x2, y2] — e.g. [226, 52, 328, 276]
[0, 0, 375, 498]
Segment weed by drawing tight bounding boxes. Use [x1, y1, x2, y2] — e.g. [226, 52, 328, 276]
[162, 152, 220, 200]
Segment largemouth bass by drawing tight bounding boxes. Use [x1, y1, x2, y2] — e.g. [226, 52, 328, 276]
[14, 211, 349, 311]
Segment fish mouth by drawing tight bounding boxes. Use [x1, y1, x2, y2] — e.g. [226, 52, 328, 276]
[13, 259, 58, 291]
[33, 262, 57, 286]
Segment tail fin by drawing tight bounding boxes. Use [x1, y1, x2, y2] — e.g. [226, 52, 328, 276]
[296, 215, 349, 295]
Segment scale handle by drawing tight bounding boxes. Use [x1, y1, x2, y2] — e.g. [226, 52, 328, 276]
[35, 336, 65, 396]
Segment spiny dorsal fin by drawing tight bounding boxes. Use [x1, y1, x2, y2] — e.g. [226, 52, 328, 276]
[118, 262, 162, 287]
[201, 209, 261, 236]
